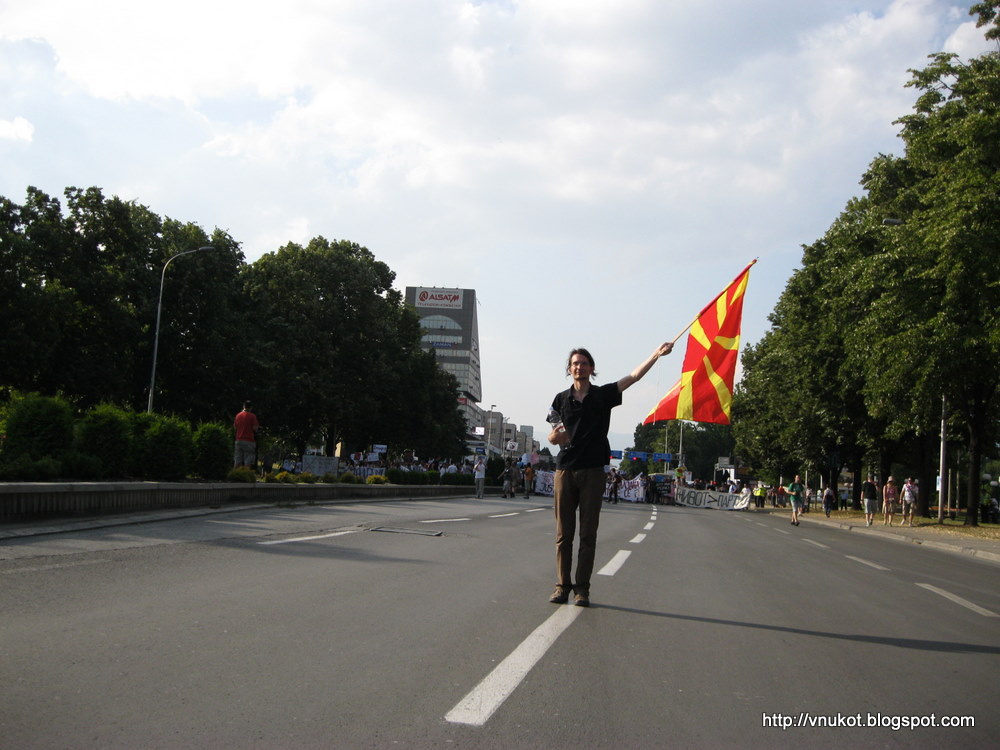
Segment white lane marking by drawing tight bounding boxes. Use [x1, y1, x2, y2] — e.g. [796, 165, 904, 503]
[489, 513, 519, 518]
[916, 583, 999, 617]
[419, 518, 471, 524]
[845, 555, 890, 571]
[643, 522, 655, 530]
[526, 508, 547, 513]
[630, 533, 647, 544]
[259, 530, 357, 545]
[597, 550, 631, 576]
[802, 539, 830, 549]
[445, 605, 583, 726]
[774, 528, 791, 535]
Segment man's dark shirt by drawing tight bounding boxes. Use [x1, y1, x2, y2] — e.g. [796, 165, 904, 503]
[551, 382, 622, 470]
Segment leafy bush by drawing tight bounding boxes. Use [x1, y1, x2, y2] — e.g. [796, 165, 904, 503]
[60, 449, 103, 480]
[74, 404, 132, 478]
[386, 468, 405, 484]
[275, 471, 296, 484]
[320, 472, 339, 483]
[0, 454, 62, 481]
[263, 472, 279, 483]
[3, 394, 74, 461]
[366, 474, 387, 484]
[141, 415, 193, 480]
[338, 471, 360, 484]
[227, 466, 257, 483]
[192, 423, 232, 480]
[297, 472, 317, 484]
[426, 470, 440, 485]
[126, 411, 159, 476]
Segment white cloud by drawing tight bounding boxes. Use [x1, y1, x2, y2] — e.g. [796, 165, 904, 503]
[0, 116, 33, 141]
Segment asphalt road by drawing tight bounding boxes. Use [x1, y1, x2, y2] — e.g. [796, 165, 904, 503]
[2, 497, 998, 749]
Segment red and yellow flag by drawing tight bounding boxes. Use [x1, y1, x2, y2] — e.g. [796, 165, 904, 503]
[644, 260, 756, 426]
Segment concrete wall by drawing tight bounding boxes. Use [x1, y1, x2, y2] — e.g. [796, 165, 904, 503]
[0, 482, 478, 522]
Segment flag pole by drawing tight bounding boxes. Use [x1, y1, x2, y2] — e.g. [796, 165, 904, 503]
[668, 258, 757, 344]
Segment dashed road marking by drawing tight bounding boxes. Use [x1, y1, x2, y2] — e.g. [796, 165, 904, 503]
[845, 555, 890, 571]
[916, 583, 998, 617]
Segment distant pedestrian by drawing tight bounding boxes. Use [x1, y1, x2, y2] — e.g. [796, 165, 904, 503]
[882, 477, 897, 526]
[233, 401, 260, 470]
[822, 485, 836, 517]
[900, 477, 918, 526]
[786, 475, 804, 526]
[473, 456, 486, 499]
[861, 474, 879, 526]
[499, 459, 516, 498]
[522, 464, 535, 498]
[606, 467, 621, 504]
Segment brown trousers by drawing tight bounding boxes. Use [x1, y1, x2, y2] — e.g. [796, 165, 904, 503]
[554, 467, 606, 592]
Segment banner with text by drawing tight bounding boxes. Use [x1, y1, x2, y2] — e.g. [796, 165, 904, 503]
[674, 486, 749, 510]
[533, 470, 646, 502]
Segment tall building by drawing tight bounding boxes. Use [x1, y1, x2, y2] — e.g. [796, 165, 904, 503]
[405, 287, 483, 442]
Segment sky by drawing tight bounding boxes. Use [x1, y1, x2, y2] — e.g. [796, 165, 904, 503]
[1, 0, 996, 452]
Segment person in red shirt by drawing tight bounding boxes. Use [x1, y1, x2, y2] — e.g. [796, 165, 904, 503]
[233, 401, 260, 470]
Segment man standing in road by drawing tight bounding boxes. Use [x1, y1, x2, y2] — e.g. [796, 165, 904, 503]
[233, 401, 260, 471]
[547, 342, 673, 607]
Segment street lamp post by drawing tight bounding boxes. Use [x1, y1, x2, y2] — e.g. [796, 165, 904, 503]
[937, 394, 948, 523]
[147, 246, 214, 413]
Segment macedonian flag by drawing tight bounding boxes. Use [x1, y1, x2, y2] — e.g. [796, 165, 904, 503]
[644, 260, 756, 426]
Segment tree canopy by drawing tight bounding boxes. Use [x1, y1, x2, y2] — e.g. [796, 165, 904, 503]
[732, 16, 1000, 524]
[0, 187, 468, 461]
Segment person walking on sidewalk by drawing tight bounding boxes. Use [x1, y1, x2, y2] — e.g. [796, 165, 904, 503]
[822, 484, 836, 517]
[900, 477, 918, 526]
[861, 474, 879, 527]
[547, 341, 673, 608]
[882, 476, 898, 526]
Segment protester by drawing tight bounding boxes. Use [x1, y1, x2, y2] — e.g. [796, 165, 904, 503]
[473, 456, 486, 499]
[606, 467, 621, 504]
[522, 463, 535, 499]
[547, 341, 673, 607]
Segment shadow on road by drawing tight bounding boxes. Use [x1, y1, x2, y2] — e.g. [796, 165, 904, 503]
[595, 604, 1000, 655]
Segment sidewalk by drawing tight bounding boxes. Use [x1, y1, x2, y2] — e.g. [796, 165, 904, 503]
[754, 507, 1000, 565]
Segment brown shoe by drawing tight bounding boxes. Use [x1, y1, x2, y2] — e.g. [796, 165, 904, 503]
[549, 586, 571, 604]
[573, 589, 590, 607]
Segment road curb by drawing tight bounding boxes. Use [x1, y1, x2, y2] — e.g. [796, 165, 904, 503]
[790, 513, 1000, 564]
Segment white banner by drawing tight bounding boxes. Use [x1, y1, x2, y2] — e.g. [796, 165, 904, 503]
[674, 486, 749, 510]
[532, 470, 647, 502]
